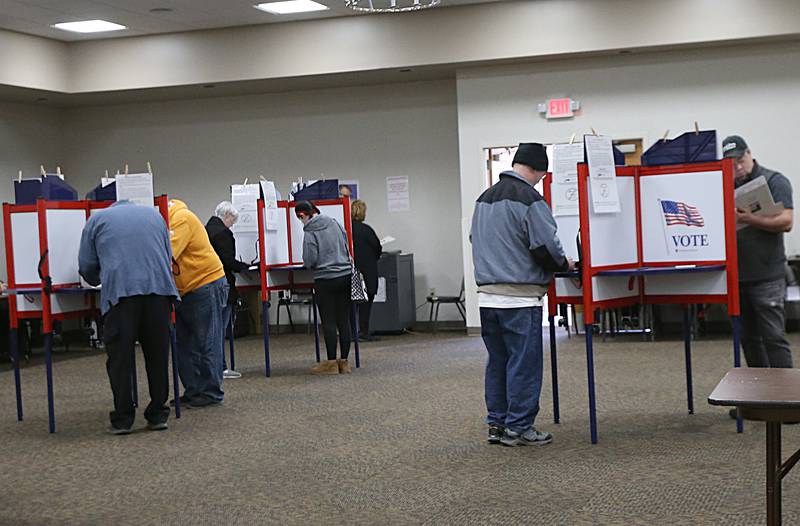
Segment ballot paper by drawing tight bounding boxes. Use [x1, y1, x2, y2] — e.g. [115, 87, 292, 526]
[551, 143, 583, 216]
[584, 135, 621, 214]
[379, 235, 396, 247]
[734, 175, 784, 230]
[116, 172, 154, 207]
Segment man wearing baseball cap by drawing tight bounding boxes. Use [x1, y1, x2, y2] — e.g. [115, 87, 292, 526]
[470, 142, 573, 446]
[723, 135, 794, 377]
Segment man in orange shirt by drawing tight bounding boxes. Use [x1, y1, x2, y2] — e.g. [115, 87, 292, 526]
[169, 199, 228, 407]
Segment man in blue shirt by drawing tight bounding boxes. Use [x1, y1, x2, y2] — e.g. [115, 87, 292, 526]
[79, 201, 179, 434]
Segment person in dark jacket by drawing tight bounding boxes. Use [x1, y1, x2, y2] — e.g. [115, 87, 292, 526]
[351, 199, 382, 341]
[296, 200, 353, 375]
[206, 201, 249, 379]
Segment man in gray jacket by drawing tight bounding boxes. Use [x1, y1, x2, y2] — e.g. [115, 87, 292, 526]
[296, 201, 354, 375]
[471, 142, 572, 447]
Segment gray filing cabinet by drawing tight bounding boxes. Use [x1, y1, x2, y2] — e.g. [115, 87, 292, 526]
[370, 252, 416, 333]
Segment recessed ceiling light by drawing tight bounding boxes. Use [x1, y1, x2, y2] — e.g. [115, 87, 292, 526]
[52, 20, 127, 33]
[254, 1, 329, 15]
[149, 7, 174, 13]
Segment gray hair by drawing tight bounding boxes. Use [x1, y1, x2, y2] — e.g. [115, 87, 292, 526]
[214, 201, 239, 220]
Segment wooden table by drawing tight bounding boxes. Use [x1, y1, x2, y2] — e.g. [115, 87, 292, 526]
[709, 368, 800, 526]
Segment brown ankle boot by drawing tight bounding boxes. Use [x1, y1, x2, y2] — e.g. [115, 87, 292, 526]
[310, 360, 339, 375]
[337, 359, 352, 374]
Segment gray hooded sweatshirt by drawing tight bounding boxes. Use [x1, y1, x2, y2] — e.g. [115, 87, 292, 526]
[302, 214, 352, 281]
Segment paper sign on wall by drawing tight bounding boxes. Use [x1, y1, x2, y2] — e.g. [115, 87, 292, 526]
[584, 135, 620, 214]
[551, 143, 583, 216]
[387, 176, 410, 212]
[231, 183, 260, 233]
[116, 172, 154, 207]
[260, 180, 280, 230]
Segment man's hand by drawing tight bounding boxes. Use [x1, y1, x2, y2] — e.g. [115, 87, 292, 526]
[735, 207, 757, 225]
[566, 256, 576, 271]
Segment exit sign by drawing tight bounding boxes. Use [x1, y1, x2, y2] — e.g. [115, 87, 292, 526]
[537, 97, 581, 120]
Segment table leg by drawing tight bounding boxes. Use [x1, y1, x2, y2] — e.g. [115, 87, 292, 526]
[312, 292, 320, 363]
[732, 315, 744, 433]
[10, 328, 22, 421]
[683, 306, 694, 415]
[352, 304, 361, 369]
[169, 324, 181, 419]
[766, 421, 782, 526]
[44, 332, 55, 433]
[549, 315, 560, 424]
[585, 323, 598, 444]
[262, 300, 271, 377]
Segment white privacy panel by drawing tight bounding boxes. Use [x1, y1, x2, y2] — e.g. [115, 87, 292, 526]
[266, 270, 291, 288]
[263, 206, 290, 267]
[555, 276, 582, 297]
[639, 171, 726, 263]
[289, 204, 347, 265]
[587, 176, 638, 267]
[16, 293, 42, 313]
[51, 294, 90, 315]
[234, 231, 259, 267]
[644, 271, 728, 297]
[556, 214, 581, 262]
[592, 275, 640, 302]
[46, 209, 86, 286]
[11, 212, 41, 285]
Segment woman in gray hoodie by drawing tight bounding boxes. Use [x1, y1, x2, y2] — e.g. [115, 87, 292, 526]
[295, 201, 353, 375]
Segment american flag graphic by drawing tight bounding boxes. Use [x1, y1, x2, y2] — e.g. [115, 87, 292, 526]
[661, 200, 704, 227]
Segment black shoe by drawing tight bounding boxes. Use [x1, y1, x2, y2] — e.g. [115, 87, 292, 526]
[146, 421, 168, 431]
[188, 398, 223, 409]
[487, 424, 505, 444]
[169, 396, 190, 407]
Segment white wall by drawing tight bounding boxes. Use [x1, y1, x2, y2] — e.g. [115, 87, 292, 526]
[0, 102, 64, 279]
[61, 80, 463, 322]
[457, 41, 800, 327]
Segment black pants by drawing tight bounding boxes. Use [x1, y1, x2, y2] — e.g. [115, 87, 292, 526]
[358, 292, 375, 337]
[103, 295, 172, 429]
[315, 276, 352, 361]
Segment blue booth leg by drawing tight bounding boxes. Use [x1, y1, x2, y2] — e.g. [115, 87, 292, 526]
[353, 304, 361, 369]
[169, 324, 182, 418]
[10, 329, 22, 421]
[732, 315, 743, 433]
[262, 300, 271, 377]
[548, 316, 560, 424]
[44, 332, 55, 433]
[585, 324, 597, 444]
[683, 307, 694, 415]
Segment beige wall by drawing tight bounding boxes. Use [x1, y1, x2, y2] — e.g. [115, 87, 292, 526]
[60, 80, 463, 322]
[457, 41, 800, 327]
[0, 101, 64, 278]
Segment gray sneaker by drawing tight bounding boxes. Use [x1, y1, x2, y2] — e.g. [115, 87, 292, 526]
[500, 427, 552, 447]
[487, 424, 505, 444]
[223, 369, 242, 379]
[109, 426, 132, 436]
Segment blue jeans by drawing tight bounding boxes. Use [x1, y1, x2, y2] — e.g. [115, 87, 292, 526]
[480, 306, 543, 433]
[175, 277, 228, 405]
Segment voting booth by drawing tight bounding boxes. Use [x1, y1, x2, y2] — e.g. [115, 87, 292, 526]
[543, 158, 741, 443]
[3, 195, 179, 433]
[249, 197, 359, 377]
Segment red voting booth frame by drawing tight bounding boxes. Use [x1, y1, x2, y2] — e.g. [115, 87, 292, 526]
[253, 197, 360, 377]
[3, 196, 183, 433]
[542, 159, 742, 443]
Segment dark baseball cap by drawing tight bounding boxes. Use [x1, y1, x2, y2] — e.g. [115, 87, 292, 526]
[722, 135, 748, 159]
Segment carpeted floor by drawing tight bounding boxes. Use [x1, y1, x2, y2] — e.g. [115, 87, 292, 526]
[1, 328, 800, 525]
